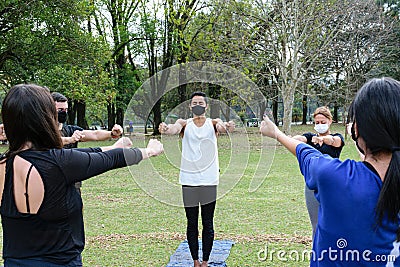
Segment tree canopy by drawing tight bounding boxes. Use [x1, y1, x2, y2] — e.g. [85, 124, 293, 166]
[0, 0, 399, 132]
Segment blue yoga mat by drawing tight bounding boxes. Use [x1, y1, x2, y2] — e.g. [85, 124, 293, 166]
[167, 240, 235, 267]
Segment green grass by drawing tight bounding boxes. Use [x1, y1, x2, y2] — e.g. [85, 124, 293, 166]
[0, 123, 360, 266]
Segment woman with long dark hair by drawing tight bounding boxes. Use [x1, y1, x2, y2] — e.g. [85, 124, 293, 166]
[0, 84, 163, 266]
[260, 77, 400, 266]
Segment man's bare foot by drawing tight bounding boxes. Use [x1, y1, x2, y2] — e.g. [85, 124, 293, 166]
[201, 261, 208, 267]
[194, 260, 201, 267]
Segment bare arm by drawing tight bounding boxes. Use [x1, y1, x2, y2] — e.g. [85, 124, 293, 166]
[213, 119, 235, 134]
[292, 135, 307, 143]
[159, 119, 186, 135]
[100, 137, 163, 160]
[62, 136, 77, 146]
[138, 139, 164, 159]
[259, 116, 302, 156]
[324, 135, 342, 148]
[80, 124, 123, 141]
[62, 130, 85, 145]
[81, 130, 111, 141]
[100, 137, 132, 151]
[310, 135, 343, 147]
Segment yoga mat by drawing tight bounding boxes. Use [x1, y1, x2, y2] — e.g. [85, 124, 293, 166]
[167, 240, 235, 267]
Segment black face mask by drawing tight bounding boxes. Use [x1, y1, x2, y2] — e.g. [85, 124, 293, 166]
[351, 123, 365, 155]
[192, 105, 206, 116]
[58, 110, 68, 124]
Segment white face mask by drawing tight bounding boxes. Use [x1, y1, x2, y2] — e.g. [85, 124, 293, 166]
[314, 123, 329, 134]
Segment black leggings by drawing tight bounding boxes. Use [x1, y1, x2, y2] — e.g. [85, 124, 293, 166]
[182, 186, 217, 261]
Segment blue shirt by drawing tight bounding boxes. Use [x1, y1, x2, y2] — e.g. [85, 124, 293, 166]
[296, 143, 400, 266]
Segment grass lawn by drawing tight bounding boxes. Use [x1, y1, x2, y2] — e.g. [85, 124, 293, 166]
[0, 123, 359, 266]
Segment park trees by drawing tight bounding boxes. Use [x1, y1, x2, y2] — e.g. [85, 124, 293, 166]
[1, 0, 400, 131]
[0, 0, 112, 128]
[89, 0, 143, 129]
[373, 0, 400, 81]
[179, 0, 268, 122]
[0, 0, 84, 85]
[314, 0, 397, 124]
[135, 0, 399, 131]
[235, 0, 398, 134]
[245, 0, 353, 134]
[136, 0, 202, 134]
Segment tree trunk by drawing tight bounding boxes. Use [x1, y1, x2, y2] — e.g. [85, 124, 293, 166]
[116, 107, 123, 127]
[178, 53, 188, 104]
[68, 99, 76, 125]
[333, 102, 338, 122]
[272, 98, 278, 126]
[302, 94, 308, 125]
[281, 85, 295, 134]
[178, 84, 187, 105]
[259, 101, 266, 121]
[209, 99, 220, 119]
[75, 101, 88, 129]
[225, 104, 231, 121]
[208, 85, 221, 119]
[152, 100, 162, 135]
[107, 103, 115, 130]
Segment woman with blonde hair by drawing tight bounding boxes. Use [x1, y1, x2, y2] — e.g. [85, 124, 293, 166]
[292, 106, 345, 239]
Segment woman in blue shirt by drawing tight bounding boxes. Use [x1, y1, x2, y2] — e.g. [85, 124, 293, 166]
[260, 77, 400, 266]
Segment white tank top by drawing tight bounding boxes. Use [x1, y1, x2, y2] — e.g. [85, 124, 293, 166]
[179, 118, 219, 186]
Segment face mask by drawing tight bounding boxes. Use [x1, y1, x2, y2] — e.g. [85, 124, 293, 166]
[192, 105, 206, 116]
[351, 123, 365, 155]
[58, 110, 68, 124]
[314, 123, 329, 134]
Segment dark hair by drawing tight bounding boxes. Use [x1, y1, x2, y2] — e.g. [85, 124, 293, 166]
[2, 84, 63, 158]
[190, 91, 207, 104]
[348, 77, 400, 239]
[51, 92, 68, 102]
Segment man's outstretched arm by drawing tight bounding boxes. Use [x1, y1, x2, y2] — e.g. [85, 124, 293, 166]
[213, 119, 235, 134]
[81, 124, 123, 141]
[159, 119, 186, 135]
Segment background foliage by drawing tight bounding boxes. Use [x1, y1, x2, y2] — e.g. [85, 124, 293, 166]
[1, 0, 399, 133]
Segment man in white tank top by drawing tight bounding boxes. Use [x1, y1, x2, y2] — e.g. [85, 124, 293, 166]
[159, 92, 234, 267]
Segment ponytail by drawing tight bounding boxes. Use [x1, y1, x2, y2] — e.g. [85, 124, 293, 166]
[376, 149, 400, 241]
[349, 77, 400, 240]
